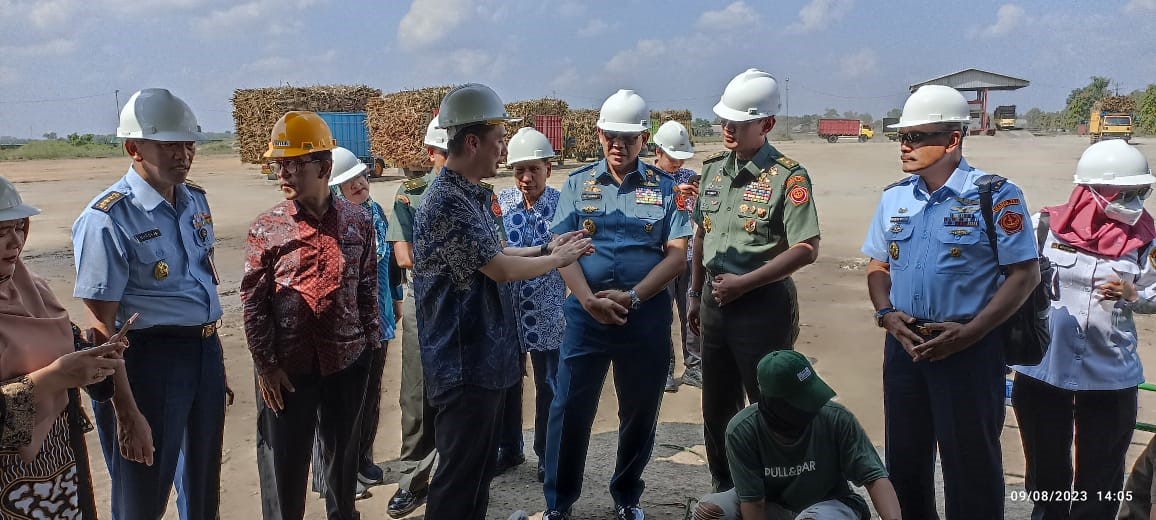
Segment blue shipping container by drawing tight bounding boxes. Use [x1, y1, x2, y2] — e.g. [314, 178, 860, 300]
[317, 112, 371, 161]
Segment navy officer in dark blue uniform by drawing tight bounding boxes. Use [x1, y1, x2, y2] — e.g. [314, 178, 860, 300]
[543, 89, 692, 520]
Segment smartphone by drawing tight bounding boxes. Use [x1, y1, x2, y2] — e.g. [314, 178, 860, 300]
[109, 313, 140, 343]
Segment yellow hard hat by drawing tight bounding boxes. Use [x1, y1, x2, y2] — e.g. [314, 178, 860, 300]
[264, 111, 337, 159]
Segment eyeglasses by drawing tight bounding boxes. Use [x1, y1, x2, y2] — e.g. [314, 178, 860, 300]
[897, 131, 953, 145]
[720, 119, 760, 130]
[602, 131, 642, 145]
[267, 158, 322, 175]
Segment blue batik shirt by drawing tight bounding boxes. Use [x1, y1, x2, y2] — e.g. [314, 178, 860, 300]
[668, 166, 698, 261]
[412, 168, 519, 400]
[498, 187, 564, 353]
[860, 158, 1038, 322]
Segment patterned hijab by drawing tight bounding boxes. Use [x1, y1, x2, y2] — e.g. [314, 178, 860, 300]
[0, 219, 74, 462]
[330, 184, 388, 260]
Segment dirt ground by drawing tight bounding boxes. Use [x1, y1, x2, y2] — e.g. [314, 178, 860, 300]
[4, 134, 1156, 519]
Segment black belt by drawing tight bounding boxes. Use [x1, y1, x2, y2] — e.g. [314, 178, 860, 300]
[135, 322, 218, 339]
[907, 318, 970, 340]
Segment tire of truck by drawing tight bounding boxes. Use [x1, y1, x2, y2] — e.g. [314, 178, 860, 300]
[858, 135, 867, 143]
[373, 158, 386, 178]
[576, 151, 588, 162]
[827, 135, 838, 143]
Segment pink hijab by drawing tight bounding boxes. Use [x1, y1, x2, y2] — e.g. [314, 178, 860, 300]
[1044, 185, 1156, 258]
[0, 221, 74, 462]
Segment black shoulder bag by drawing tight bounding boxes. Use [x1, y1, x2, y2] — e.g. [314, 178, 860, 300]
[975, 174, 1055, 366]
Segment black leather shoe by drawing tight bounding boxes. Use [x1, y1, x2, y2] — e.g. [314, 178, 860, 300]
[386, 488, 426, 519]
[536, 461, 545, 483]
[495, 450, 526, 475]
[543, 510, 571, 520]
[615, 504, 644, 520]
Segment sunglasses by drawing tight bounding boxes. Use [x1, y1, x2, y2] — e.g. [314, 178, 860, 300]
[720, 119, 760, 130]
[897, 131, 954, 145]
[1095, 186, 1152, 202]
[602, 131, 642, 145]
[267, 158, 322, 175]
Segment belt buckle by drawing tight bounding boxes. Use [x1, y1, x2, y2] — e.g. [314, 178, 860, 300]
[915, 324, 933, 337]
[201, 323, 216, 338]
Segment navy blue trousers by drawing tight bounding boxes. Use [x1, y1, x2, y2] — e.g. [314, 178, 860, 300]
[499, 350, 560, 461]
[543, 292, 672, 511]
[93, 328, 226, 520]
[883, 331, 1006, 520]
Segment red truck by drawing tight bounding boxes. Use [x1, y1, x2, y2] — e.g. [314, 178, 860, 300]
[533, 114, 565, 166]
[818, 118, 873, 143]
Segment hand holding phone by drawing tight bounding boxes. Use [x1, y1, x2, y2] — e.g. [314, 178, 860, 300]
[106, 313, 140, 347]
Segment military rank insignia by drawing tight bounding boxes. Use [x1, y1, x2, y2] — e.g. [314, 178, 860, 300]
[889, 242, 899, 260]
[634, 187, 662, 205]
[703, 216, 712, 233]
[787, 185, 810, 206]
[743, 185, 772, 204]
[998, 211, 1024, 235]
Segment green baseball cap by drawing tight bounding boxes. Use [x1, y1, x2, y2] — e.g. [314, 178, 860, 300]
[756, 350, 835, 414]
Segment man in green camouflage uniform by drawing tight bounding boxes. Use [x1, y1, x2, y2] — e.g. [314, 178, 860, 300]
[688, 69, 822, 492]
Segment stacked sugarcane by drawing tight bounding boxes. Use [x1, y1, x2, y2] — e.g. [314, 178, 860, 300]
[1094, 96, 1138, 113]
[231, 85, 381, 164]
[364, 86, 454, 172]
[651, 109, 694, 138]
[563, 109, 600, 160]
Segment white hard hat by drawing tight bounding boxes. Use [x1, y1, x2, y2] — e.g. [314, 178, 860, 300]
[597, 89, 649, 133]
[889, 85, 971, 129]
[1073, 139, 1155, 186]
[712, 69, 780, 122]
[117, 88, 206, 142]
[328, 147, 368, 187]
[436, 83, 519, 138]
[423, 116, 449, 151]
[0, 176, 41, 221]
[653, 120, 694, 160]
[506, 127, 556, 165]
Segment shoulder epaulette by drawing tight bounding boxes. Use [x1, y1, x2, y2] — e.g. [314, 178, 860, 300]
[184, 180, 206, 194]
[883, 176, 917, 192]
[403, 177, 427, 193]
[569, 163, 597, 177]
[479, 181, 494, 192]
[775, 155, 801, 171]
[973, 174, 1008, 192]
[91, 191, 126, 213]
[645, 163, 674, 179]
[703, 151, 727, 163]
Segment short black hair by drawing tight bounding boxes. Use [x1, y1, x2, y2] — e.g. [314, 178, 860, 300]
[447, 124, 499, 156]
[310, 150, 333, 162]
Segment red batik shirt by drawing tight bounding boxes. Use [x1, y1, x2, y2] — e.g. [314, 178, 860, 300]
[241, 197, 381, 376]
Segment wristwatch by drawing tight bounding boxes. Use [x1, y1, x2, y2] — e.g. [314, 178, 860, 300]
[626, 289, 642, 310]
[687, 289, 702, 299]
[874, 307, 896, 327]
[539, 243, 550, 256]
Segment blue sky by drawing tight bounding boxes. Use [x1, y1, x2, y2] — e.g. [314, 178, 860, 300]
[0, 0, 1154, 136]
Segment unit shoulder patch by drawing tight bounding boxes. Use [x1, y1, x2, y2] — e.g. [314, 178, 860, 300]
[775, 155, 801, 171]
[91, 192, 126, 213]
[184, 180, 206, 194]
[403, 178, 427, 193]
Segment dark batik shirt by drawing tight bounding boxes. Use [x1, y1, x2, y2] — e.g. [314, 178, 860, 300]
[241, 196, 381, 376]
[412, 168, 519, 400]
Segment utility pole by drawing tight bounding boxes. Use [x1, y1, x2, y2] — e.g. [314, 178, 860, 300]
[114, 89, 123, 154]
[784, 76, 790, 137]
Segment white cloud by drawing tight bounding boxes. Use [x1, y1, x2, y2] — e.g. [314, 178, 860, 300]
[550, 65, 582, 91]
[239, 49, 336, 75]
[557, 0, 583, 16]
[839, 48, 877, 78]
[192, 0, 320, 36]
[577, 18, 611, 37]
[605, 39, 667, 77]
[436, 48, 510, 78]
[0, 38, 77, 58]
[978, 3, 1026, 37]
[397, 0, 470, 50]
[98, 0, 208, 11]
[1125, 0, 1156, 11]
[698, 1, 760, 32]
[788, 0, 854, 33]
[28, 0, 75, 29]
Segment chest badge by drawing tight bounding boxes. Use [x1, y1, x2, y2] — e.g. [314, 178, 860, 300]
[889, 242, 899, 261]
[744, 219, 757, 233]
[756, 207, 768, 219]
[898, 208, 908, 214]
[198, 228, 209, 241]
[153, 260, 169, 281]
[582, 218, 597, 236]
[889, 224, 903, 233]
[703, 216, 712, 233]
[742, 185, 772, 204]
[643, 223, 654, 233]
[950, 247, 961, 258]
[581, 205, 598, 214]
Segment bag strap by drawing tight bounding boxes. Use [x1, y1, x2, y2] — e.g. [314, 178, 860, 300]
[975, 174, 1009, 276]
[1036, 211, 1051, 251]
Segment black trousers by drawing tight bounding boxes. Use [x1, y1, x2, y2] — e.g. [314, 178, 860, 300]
[426, 384, 507, 520]
[255, 349, 371, 520]
[699, 277, 798, 491]
[1012, 373, 1137, 520]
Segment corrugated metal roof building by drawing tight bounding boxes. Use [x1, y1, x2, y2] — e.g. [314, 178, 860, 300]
[908, 69, 1029, 133]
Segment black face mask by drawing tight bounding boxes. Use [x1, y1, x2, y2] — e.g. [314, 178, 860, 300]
[759, 396, 817, 441]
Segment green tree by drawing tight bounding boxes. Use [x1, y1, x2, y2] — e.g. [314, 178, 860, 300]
[823, 108, 839, 118]
[1062, 76, 1111, 130]
[860, 112, 874, 124]
[66, 133, 94, 146]
[1137, 84, 1156, 135]
[41, 132, 57, 140]
[886, 108, 903, 119]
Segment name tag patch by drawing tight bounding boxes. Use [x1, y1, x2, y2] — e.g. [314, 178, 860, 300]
[135, 229, 162, 242]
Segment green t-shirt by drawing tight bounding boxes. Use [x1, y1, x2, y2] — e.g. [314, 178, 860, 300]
[385, 172, 437, 243]
[726, 401, 887, 519]
[692, 142, 821, 276]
